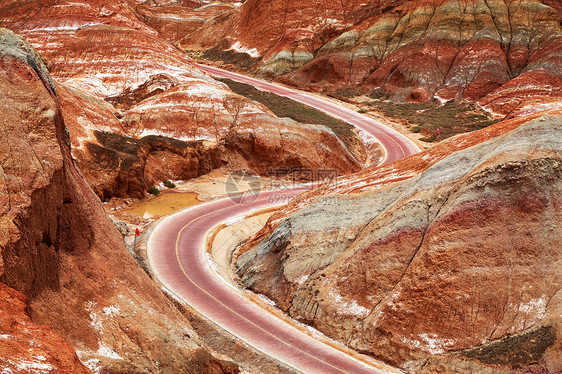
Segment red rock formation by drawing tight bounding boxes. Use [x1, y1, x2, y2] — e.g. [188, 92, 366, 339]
[0, 0, 366, 199]
[0, 0, 210, 99]
[136, 1, 236, 44]
[118, 78, 261, 141]
[224, 115, 364, 175]
[183, 0, 364, 69]
[186, 0, 562, 111]
[479, 68, 562, 118]
[0, 28, 237, 373]
[234, 108, 562, 371]
[541, 0, 562, 18]
[58, 82, 222, 200]
[0, 283, 91, 373]
[282, 0, 562, 103]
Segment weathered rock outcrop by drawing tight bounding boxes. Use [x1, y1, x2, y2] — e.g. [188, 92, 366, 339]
[136, 1, 236, 44]
[184, 0, 362, 71]
[0, 283, 91, 373]
[224, 115, 364, 175]
[0, 0, 211, 98]
[58, 82, 222, 200]
[0, 28, 238, 373]
[0, 0, 366, 199]
[281, 0, 562, 104]
[234, 110, 562, 372]
[186, 0, 562, 111]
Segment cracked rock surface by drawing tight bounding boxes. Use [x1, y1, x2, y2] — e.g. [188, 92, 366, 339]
[235, 112, 562, 372]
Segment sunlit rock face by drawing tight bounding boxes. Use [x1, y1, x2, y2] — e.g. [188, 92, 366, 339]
[0, 0, 366, 199]
[185, 0, 561, 111]
[0, 28, 239, 373]
[234, 109, 562, 372]
[282, 0, 562, 104]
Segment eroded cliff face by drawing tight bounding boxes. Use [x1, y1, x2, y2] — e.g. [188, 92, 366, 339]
[0, 28, 238, 373]
[185, 0, 561, 112]
[58, 82, 222, 200]
[0, 283, 91, 373]
[0, 0, 366, 200]
[234, 110, 562, 372]
[282, 0, 562, 105]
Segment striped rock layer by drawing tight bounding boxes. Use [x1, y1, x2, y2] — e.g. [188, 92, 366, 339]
[234, 109, 562, 372]
[0, 0, 366, 199]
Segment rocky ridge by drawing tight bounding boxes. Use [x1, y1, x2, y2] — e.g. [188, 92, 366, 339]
[184, 0, 562, 114]
[0, 0, 367, 200]
[234, 109, 562, 372]
[0, 27, 238, 373]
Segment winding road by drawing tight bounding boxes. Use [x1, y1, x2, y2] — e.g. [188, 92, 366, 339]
[199, 65, 419, 164]
[148, 66, 420, 373]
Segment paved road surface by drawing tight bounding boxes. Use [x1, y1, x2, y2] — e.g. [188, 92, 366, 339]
[148, 66, 420, 373]
[198, 64, 419, 163]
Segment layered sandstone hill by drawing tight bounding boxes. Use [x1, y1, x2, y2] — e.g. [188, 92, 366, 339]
[136, 1, 237, 44]
[0, 28, 238, 373]
[234, 108, 562, 372]
[57, 81, 222, 200]
[185, 0, 562, 109]
[0, 0, 366, 199]
[184, 0, 365, 70]
[282, 0, 562, 104]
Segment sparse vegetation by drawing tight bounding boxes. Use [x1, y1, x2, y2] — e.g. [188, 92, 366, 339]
[199, 40, 259, 69]
[457, 324, 556, 365]
[419, 135, 436, 142]
[163, 180, 176, 189]
[217, 78, 358, 150]
[223, 95, 246, 130]
[148, 186, 160, 195]
[363, 100, 498, 141]
[357, 108, 369, 113]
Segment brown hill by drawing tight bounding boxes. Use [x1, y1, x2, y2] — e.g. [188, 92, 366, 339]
[0, 27, 238, 373]
[234, 108, 562, 372]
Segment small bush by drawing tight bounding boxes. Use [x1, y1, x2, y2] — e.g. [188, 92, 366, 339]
[357, 108, 369, 113]
[147, 186, 160, 195]
[420, 135, 437, 143]
[409, 126, 422, 133]
[163, 180, 176, 189]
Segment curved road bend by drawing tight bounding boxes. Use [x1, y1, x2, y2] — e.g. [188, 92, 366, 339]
[198, 64, 420, 163]
[148, 188, 402, 374]
[149, 67, 420, 373]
